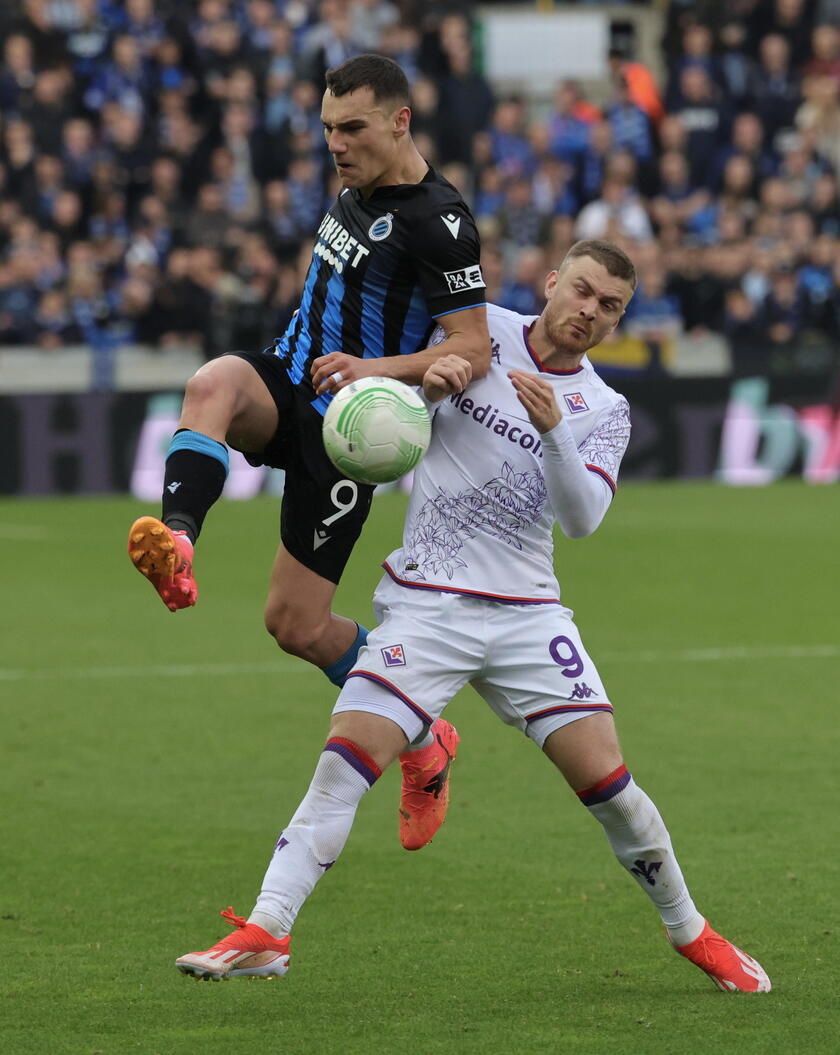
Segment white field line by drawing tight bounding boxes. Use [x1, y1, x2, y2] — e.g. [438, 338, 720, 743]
[0, 645, 837, 682]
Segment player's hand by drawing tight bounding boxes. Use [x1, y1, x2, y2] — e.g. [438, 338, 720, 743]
[423, 355, 472, 403]
[311, 352, 384, 396]
[508, 370, 562, 433]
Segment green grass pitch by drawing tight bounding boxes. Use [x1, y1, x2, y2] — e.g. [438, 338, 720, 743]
[1, 482, 838, 1054]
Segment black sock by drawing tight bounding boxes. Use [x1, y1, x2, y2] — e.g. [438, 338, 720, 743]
[161, 432, 228, 543]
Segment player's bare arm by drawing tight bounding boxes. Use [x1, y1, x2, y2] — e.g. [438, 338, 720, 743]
[311, 305, 490, 395]
[508, 369, 563, 433]
[422, 354, 472, 403]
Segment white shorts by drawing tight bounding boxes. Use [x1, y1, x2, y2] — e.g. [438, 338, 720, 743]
[333, 576, 612, 747]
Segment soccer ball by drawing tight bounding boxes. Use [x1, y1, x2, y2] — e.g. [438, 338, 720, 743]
[322, 376, 431, 485]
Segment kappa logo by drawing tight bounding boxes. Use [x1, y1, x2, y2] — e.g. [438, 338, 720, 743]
[570, 682, 595, 700]
[381, 644, 406, 667]
[441, 212, 461, 239]
[630, 859, 663, 886]
[368, 212, 393, 241]
[564, 392, 589, 414]
[444, 264, 485, 294]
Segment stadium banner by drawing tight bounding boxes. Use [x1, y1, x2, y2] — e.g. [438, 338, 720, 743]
[1, 374, 837, 496]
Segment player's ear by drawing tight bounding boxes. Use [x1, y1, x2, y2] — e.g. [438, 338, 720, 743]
[394, 105, 411, 137]
[544, 269, 559, 299]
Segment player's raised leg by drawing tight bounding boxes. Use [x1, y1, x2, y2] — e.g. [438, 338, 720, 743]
[128, 356, 279, 611]
[542, 713, 771, 992]
[176, 708, 407, 980]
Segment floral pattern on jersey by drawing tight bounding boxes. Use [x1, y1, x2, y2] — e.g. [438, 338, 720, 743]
[578, 398, 631, 482]
[402, 461, 547, 580]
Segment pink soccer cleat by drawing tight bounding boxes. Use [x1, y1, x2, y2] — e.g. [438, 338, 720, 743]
[176, 907, 291, 981]
[127, 515, 197, 611]
[672, 920, 771, 992]
[398, 718, 459, 850]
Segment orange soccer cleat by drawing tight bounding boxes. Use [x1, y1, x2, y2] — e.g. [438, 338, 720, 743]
[127, 515, 197, 611]
[176, 907, 291, 981]
[672, 920, 771, 992]
[398, 718, 459, 851]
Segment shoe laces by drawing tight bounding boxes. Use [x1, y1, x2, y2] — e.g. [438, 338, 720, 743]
[221, 906, 248, 929]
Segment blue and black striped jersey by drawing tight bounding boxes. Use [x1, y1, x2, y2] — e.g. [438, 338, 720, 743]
[269, 166, 486, 416]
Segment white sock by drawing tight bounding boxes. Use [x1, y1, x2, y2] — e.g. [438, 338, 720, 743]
[249, 738, 381, 937]
[578, 765, 705, 945]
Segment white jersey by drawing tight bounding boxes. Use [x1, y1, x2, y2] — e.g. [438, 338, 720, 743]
[382, 304, 631, 604]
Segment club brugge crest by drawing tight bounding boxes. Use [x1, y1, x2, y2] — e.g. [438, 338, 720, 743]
[368, 212, 393, 241]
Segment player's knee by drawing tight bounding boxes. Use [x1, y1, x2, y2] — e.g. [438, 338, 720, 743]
[265, 603, 328, 660]
[183, 367, 227, 412]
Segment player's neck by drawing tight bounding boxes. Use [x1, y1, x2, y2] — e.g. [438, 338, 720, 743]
[360, 143, 428, 197]
[528, 318, 584, 372]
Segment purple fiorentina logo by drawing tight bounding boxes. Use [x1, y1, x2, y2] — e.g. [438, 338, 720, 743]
[564, 392, 589, 413]
[381, 644, 406, 667]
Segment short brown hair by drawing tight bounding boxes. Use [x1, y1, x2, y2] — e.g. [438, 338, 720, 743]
[325, 54, 410, 107]
[561, 239, 637, 290]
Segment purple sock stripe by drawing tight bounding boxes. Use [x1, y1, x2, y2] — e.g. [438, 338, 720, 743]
[577, 766, 631, 806]
[344, 671, 434, 726]
[324, 739, 380, 787]
[525, 703, 614, 723]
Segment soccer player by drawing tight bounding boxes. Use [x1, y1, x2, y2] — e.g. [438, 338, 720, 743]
[175, 240, 770, 993]
[126, 53, 489, 704]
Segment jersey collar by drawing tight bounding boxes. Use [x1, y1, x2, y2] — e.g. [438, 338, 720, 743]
[354, 164, 435, 201]
[522, 322, 584, 375]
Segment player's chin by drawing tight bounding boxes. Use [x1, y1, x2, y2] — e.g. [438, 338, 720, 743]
[335, 165, 359, 185]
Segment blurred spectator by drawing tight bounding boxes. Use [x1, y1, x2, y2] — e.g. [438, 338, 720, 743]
[796, 73, 840, 171]
[434, 31, 493, 166]
[497, 176, 544, 248]
[670, 65, 732, 188]
[498, 246, 545, 316]
[804, 23, 840, 82]
[607, 46, 664, 127]
[649, 149, 711, 231]
[809, 170, 840, 234]
[667, 241, 727, 332]
[546, 81, 591, 164]
[605, 73, 655, 167]
[623, 259, 683, 340]
[718, 19, 753, 109]
[722, 287, 766, 375]
[575, 177, 653, 243]
[757, 263, 808, 346]
[145, 247, 213, 353]
[748, 34, 801, 147]
[34, 287, 83, 348]
[751, 0, 814, 68]
[0, 32, 37, 112]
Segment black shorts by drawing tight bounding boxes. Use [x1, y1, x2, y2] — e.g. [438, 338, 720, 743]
[229, 350, 375, 585]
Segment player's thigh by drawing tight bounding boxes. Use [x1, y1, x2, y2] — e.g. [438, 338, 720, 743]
[541, 712, 624, 792]
[183, 353, 280, 450]
[472, 603, 613, 744]
[333, 579, 484, 739]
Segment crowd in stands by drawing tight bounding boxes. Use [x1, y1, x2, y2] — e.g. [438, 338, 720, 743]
[2, 0, 840, 374]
